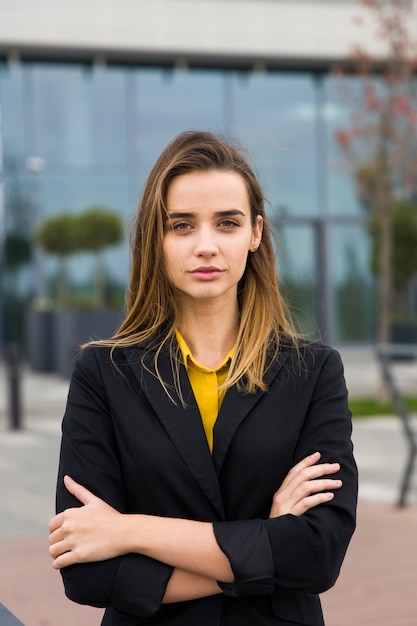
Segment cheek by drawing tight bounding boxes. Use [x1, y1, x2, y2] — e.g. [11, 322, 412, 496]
[163, 238, 185, 276]
[230, 248, 250, 277]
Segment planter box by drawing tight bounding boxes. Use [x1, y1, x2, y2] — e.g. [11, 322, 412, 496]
[53, 309, 124, 377]
[26, 308, 123, 376]
[26, 309, 56, 371]
[389, 323, 417, 361]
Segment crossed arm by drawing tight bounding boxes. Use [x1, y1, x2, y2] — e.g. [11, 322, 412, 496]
[49, 452, 342, 603]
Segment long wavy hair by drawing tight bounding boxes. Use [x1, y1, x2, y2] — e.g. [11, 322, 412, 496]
[90, 130, 297, 395]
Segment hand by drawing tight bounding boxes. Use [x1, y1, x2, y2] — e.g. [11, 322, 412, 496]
[48, 475, 128, 569]
[269, 452, 342, 518]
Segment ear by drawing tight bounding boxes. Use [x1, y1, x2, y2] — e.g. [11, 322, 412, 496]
[250, 215, 263, 251]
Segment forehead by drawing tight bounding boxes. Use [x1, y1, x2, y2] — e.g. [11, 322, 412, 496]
[166, 170, 250, 211]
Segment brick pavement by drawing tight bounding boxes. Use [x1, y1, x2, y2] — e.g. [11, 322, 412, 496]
[0, 535, 102, 626]
[321, 503, 417, 625]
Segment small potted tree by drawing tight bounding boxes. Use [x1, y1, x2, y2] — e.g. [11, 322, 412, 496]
[77, 206, 125, 307]
[368, 198, 417, 356]
[35, 214, 80, 305]
[52, 207, 125, 376]
[28, 208, 125, 376]
[27, 214, 80, 371]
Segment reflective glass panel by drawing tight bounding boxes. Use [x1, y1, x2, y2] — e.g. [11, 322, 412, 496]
[0, 59, 378, 347]
[25, 63, 129, 168]
[329, 223, 375, 341]
[132, 67, 225, 186]
[273, 223, 319, 338]
[323, 75, 366, 216]
[230, 72, 318, 216]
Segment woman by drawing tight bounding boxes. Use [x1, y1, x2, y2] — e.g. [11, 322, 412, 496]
[49, 130, 357, 626]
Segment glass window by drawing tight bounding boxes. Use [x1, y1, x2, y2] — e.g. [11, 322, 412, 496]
[23, 172, 131, 301]
[273, 223, 319, 338]
[0, 59, 377, 347]
[132, 67, 225, 183]
[32, 173, 132, 220]
[230, 72, 319, 216]
[26, 63, 129, 168]
[0, 62, 26, 163]
[323, 75, 365, 216]
[329, 223, 375, 342]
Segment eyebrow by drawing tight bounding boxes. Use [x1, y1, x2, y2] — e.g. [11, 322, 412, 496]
[165, 209, 246, 220]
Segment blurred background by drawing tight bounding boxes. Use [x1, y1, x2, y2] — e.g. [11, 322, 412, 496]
[1, 1, 417, 624]
[3, 0, 414, 368]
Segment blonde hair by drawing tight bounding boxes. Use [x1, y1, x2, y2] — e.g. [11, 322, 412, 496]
[89, 130, 297, 395]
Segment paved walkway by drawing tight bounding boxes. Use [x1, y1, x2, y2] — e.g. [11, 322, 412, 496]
[0, 347, 416, 625]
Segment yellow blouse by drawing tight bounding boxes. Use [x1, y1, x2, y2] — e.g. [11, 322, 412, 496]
[175, 329, 235, 453]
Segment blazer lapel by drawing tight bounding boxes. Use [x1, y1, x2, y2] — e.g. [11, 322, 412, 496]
[212, 346, 292, 475]
[119, 346, 226, 519]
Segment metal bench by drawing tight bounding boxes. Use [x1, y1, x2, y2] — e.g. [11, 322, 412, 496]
[376, 344, 417, 507]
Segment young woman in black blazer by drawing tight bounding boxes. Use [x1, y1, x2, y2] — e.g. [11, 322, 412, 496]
[49, 130, 357, 625]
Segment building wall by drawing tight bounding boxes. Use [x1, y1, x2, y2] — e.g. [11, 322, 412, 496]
[0, 0, 403, 65]
[0, 61, 376, 346]
[1, 0, 399, 350]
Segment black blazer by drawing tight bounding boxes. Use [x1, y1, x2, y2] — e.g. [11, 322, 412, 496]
[56, 340, 357, 626]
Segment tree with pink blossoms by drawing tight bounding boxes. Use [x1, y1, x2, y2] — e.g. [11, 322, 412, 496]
[336, 0, 417, 344]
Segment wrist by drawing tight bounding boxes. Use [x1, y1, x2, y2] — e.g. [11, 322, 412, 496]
[121, 513, 145, 555]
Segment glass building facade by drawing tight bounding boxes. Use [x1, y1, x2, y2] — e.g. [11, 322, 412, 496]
[0, 60, 375, 349]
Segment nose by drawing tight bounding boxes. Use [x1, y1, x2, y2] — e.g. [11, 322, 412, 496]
[194, 225, 219, 257]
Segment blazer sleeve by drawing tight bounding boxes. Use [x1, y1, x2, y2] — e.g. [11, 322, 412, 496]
[55, 347, 173, 619]
[213, 348, 358, 597]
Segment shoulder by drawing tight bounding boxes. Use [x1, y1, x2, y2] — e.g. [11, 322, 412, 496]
[278, 336, 345, 383]
[299, 340, 342, 366]
[73, 341, 163, 381]
[271, 339, 350, 412]
[69, 344, 146, 400]
[72, 344, 130, 385]
[74, 344, 112, 370]
[68, 346, 112, 393]
[280, 335, 342, 364]
[74, 343, 147, 366]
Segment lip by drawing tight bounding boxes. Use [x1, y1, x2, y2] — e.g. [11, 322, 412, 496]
[190, 266, 224, 280]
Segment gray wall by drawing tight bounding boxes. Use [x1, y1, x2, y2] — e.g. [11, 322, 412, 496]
[0, 0, 410, 64]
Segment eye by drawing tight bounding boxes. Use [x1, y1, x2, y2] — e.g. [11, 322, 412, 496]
[219, 219, 239, 229]
[172, 221, 193, 232]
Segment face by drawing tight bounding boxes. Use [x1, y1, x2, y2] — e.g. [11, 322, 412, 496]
[163, 170, 263, 310]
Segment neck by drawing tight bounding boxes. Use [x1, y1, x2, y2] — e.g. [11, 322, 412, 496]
[176, 300, 239, 369]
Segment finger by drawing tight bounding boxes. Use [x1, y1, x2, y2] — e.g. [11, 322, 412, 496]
[291, 463, 341, 487]
[48, 512, 64, 533]
[292, 491, 336, 516]
[270, 475, 342, 517]
[279, 452, 321, 488]
[279, 461, 340, 495]
[64, 475, 96, 505]
[291, 479, 343, 515]
[51, 541, 91, 570]
[302, 463, 341, 480]
[49, 525, 65, 546]
[287, 452, 321, 477]
[49, 539, 69, 560]
[51, 549, 76, 570]
[296, 478, 343, 499]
